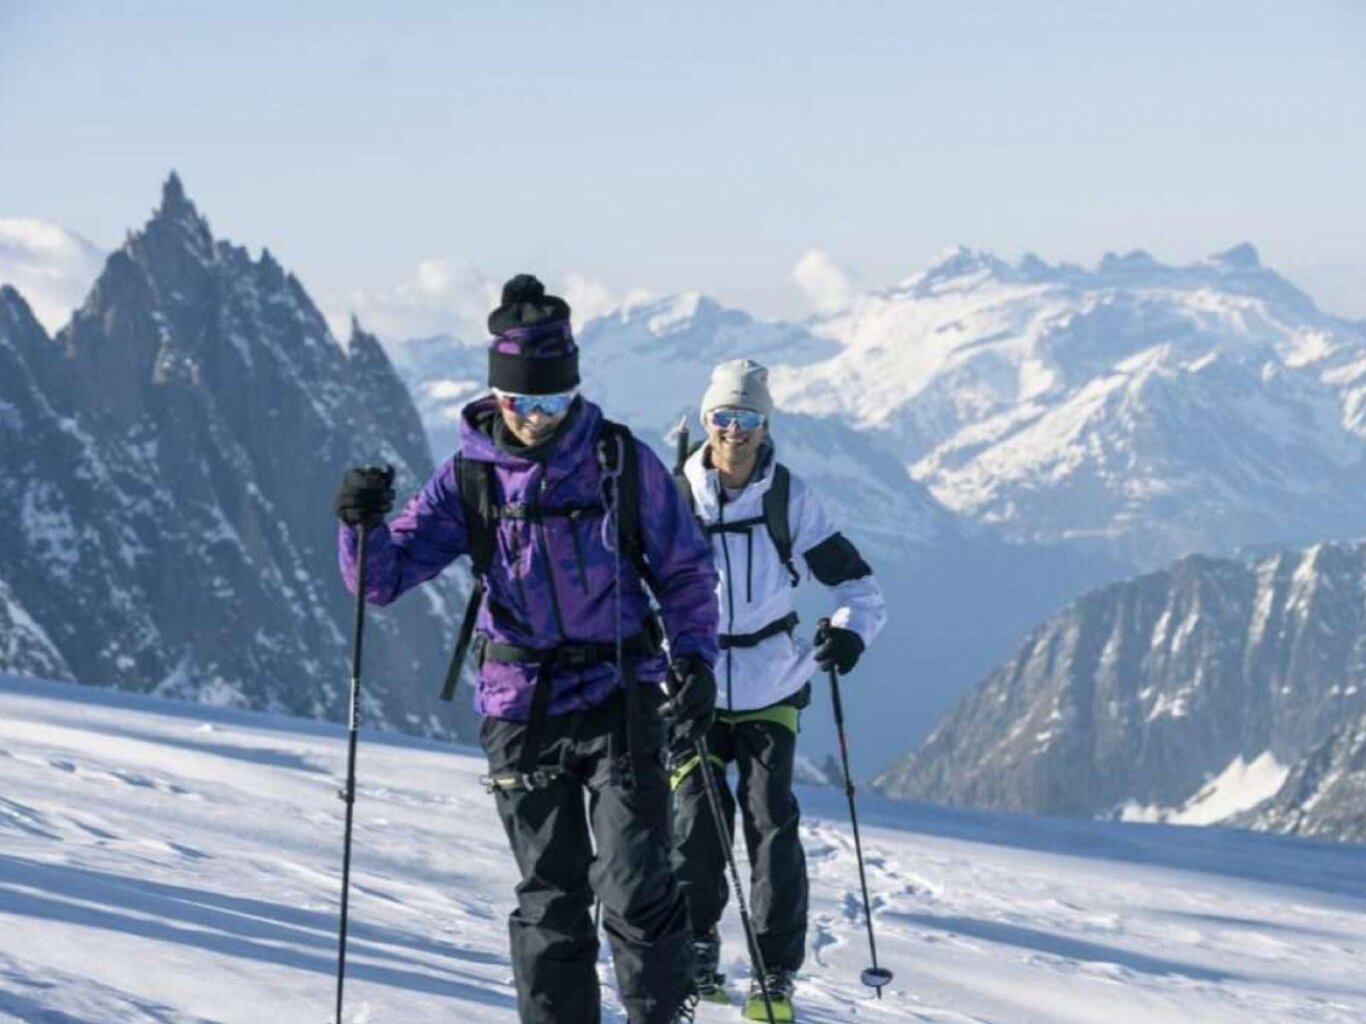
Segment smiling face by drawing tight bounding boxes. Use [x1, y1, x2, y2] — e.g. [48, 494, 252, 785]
[704, 406, 768, 478]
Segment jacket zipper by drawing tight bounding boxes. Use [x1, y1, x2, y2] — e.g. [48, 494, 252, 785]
[717, 492, 736, 712]
[535, 474, 568, 640]
[568, 514, 590, 593]
[510, 527, 530, 613]
[746, 530, 754, 603]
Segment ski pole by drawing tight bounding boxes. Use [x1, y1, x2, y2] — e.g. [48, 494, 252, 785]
[693, 736, 776, 1024]
[334, 524, 370, 1024]
[818, 619, 893, 999]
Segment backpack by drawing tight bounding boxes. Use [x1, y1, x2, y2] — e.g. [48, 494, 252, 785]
[439, 419, 648, 701]
[673, 425, 799, 587]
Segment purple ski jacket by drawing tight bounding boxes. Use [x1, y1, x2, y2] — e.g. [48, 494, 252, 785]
[338, 396, 719, 720]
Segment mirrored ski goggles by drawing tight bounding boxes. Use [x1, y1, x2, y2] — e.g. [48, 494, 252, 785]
[495, 390, 576, 418]
[705, 408, 767, 432]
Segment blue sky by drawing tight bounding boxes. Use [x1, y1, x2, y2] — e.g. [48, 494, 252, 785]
[2, 0, 1363, 336]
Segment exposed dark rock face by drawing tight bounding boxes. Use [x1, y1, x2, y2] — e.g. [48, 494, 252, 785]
[876, 542, 1366, 838]
[1237, 712, 1366, 843]
[0, 175, 475, 739]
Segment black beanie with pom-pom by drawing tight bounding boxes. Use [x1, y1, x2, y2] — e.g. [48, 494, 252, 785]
[486, 274, 579, 394]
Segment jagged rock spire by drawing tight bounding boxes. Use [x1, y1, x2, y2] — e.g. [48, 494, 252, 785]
[160, 171, 190, 215]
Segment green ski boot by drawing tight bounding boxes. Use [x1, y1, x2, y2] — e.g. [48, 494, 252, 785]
[742, 969, 795, 1021]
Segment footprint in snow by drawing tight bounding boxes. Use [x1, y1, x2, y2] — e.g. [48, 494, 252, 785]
[810, 916, 843, 967]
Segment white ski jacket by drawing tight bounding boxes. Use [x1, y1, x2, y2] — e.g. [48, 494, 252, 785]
[682, 442, 887, 713]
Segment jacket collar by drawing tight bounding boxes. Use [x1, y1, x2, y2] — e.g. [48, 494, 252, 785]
[684, 436, 776, 521]
[459, 394, 603, 477]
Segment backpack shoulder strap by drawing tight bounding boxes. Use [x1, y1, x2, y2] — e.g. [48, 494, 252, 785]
[673, 443, 704, 518]
[673, 427, 701, 518]
[441, 454, 496, 701]
[763, 462, 799, 587]
[456, 453, 496, 574]
[599, 419, 652, 582]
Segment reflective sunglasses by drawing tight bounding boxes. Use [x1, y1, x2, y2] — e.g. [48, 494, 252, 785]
[706, 408, 767, 432]
[495, 391, 576, 418]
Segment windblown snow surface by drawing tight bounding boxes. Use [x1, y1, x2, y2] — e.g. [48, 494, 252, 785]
[0, 673, 1363, 1024]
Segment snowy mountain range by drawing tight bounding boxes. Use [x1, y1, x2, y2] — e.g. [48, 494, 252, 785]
[875, 539, 1366, 841]
[774, 244, 1366, 568]
[0, 176, 474, 740]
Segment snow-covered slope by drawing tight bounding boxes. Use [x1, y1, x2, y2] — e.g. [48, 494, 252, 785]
[2, 672, 1364, 1023]
[776, 245, 1366, 567]
[0, 218, 105, 334]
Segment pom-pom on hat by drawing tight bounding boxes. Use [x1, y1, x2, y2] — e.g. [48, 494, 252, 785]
[487, 274, 579, 394]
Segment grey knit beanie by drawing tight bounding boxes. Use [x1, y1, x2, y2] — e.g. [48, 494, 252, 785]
[700, 358, 774, 419]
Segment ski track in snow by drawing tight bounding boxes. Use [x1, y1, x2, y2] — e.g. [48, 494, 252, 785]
[0, 675, 1364, 1024]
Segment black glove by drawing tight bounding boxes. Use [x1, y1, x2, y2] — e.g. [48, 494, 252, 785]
[814, 623, 864, 675]
[660, 656, 716, 745]
[334, 465, 396, 528]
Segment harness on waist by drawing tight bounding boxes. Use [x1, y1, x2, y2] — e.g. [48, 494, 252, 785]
[719, 610, 799, 650]
[477, 629, 660, 668]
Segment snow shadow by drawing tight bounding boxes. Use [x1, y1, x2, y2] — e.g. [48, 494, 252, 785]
[0, 854, 514, 1010]
[798, 787, 1366, 902]
[894, 911, 1238, 983]
[0, 674, 479, 758]
[33, 718, 332, 775]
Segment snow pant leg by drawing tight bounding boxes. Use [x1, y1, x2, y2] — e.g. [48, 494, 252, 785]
[734, 718, 808, 972]
[481, 717, 599, 1024]
[669, 721, 737, 940]
[588, 696, 694, 1024]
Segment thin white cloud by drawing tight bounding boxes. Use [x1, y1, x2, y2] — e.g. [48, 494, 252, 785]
[0, 219, 107, 334]
[338, 259, 499, 345]
[334, 262, 640, 345]
[791, 248, 860, 316]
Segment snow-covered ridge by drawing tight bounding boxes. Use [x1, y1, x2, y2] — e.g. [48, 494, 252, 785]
[3, 671, 1364, 1023]
[771, 243, 1366, 567]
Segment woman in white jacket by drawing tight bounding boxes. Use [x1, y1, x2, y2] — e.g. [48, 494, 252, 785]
[670, 359, 886, 1020]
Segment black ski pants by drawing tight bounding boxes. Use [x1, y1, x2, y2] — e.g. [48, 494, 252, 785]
[480, 688, 693, 1024]
[669, 693, 809, 973]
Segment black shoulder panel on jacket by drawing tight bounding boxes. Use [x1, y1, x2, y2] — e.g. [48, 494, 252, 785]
[802, 532, 872, 585]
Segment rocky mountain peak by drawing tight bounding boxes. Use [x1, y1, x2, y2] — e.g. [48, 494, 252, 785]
[0, 177, 476, 741]
[1210, 242, 1262, 271]
[909, 245, 1014, 291]
[137, 171, 215, 273]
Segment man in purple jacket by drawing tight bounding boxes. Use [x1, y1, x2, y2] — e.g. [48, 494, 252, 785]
[335, 276, 720, 1024]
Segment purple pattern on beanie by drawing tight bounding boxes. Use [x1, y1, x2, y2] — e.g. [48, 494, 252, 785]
[491, 321, 577, 358]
